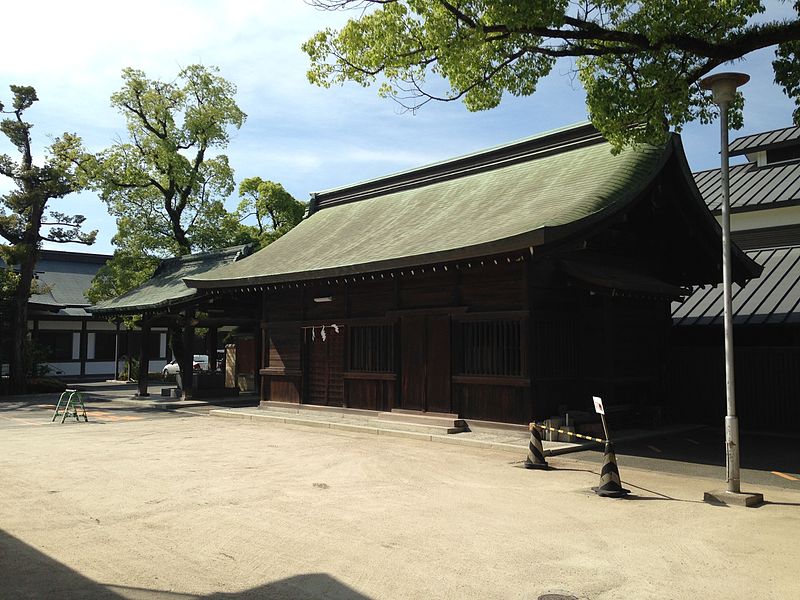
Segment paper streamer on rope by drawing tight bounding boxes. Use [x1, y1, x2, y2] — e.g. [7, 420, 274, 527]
[305, 324, 341, 341]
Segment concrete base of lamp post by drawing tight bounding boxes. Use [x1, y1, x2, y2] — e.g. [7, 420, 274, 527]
[703, 489, 764, 508]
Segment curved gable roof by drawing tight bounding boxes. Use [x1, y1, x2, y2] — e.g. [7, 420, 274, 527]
[186, 125, 671, 289]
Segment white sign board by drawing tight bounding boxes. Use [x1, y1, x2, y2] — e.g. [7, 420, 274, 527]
[592, 396, 605, 415]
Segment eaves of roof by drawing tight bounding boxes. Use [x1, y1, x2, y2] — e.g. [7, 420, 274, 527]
[185, 127, 673, 289]
[90, 245, 251, 315]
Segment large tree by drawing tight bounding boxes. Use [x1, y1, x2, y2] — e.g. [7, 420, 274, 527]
[304, 1, 800, 148]
[80, 65, 251, 379]
[0, 86, 96, 393]
[83, 64, 251, 304]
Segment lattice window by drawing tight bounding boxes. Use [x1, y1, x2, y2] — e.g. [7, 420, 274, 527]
[457, 320, 522, 377]
[348, 324, 395, 372]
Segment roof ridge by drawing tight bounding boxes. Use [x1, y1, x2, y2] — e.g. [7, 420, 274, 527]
[309, 122, 603, 212]
[730, 124, 800, 145]
[154, 245, 249, 273]
[692, 162, 752, 176]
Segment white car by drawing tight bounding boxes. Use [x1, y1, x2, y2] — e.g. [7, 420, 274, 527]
[161, 355, 208, 379]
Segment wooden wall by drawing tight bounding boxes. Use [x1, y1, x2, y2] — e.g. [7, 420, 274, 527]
[259, 256, 670, 425]
[670, 325, 800, 431]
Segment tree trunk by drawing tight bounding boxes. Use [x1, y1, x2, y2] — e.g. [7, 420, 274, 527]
[169, 321, 186, 384]
[9, 256, 35, 394]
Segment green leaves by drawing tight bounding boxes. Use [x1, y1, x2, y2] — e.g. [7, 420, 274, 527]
[237, 178, 306, 247]
[86, 250, 160, 305]
[86, 65, 279, 299]
[305, 1, 800, 148]
[92, 64, 246, 267]
[0, 85, 95, 249]
[774, 40, 800, 123]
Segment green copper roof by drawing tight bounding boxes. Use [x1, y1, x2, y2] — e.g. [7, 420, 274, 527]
[186, 127, 669, 289]
[91, 246, 250, 315]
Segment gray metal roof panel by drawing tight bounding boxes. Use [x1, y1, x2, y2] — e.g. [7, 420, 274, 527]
[671, 284, 716, 325]
[693, 160, 800, 211]
[673, 247, 800, 325]
[763, 129, 786, 147]
[734, 249, 786, 322]
[729, 126, 800, 155]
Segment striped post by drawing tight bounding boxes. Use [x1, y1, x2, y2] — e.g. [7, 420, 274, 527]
[592, 441, 630, 497]
[523, 423, 549, 470]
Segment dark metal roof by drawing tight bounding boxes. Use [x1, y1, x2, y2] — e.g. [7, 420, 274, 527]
[0, 250, 111, 310]
[672, 247, 800, 326]
[0, 250, 112, 312]
[729, 126, 800, 157]
[693, 159, 800, 212]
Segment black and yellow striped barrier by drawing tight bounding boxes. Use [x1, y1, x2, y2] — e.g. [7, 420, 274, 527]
[529, 422, 606, 444]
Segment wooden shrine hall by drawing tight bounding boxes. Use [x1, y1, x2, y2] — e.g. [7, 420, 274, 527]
[184, 123, 760, 426]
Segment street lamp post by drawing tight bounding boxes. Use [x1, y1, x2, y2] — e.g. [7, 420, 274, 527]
[699, 72, 763, 507]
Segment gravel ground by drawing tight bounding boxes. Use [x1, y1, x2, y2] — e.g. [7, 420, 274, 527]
[0, 413, 797, 599]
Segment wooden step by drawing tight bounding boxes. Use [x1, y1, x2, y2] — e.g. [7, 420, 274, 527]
[260, 401, 380, 418]
[378, 411, 467, 430]
[258, 401, 467, 434]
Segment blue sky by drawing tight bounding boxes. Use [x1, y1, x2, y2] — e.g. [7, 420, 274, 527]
[1, 1, 797, 255]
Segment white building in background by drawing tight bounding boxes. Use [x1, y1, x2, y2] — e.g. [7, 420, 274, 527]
[2, 249, 169, 380]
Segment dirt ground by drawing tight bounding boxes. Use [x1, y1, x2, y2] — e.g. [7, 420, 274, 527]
[0, 412, 797, 600]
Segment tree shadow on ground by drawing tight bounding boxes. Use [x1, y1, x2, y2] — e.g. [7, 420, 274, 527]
[1, 529, 374, 600]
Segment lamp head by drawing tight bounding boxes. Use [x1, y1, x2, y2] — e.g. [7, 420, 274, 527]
[699, 72, 750, 104]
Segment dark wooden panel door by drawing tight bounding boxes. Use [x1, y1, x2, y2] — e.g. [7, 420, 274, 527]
[400, 315, 451, 413]
[400, 316, 426, 411]
[425, 315, 451, 413]
[305, 327, 344, 406]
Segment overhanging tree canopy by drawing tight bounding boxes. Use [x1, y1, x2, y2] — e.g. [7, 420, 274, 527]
[304, 1, 800, 148]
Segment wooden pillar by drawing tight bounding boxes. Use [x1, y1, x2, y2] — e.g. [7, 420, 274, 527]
[254, 325, 263, 398]
[524, 257, 535, 423]
[206, 326, 218, 370]
[137, 318, 150, 397]
[257, 290, 268, 399]
[113, 319, 121, 380]
[182, 311, 195, 396]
